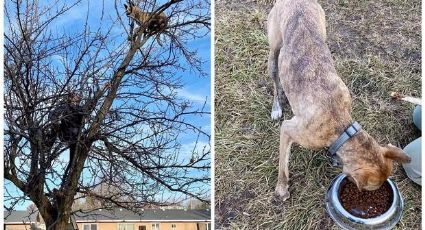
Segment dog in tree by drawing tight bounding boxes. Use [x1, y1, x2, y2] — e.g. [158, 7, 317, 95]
[124, 1, 168, 44]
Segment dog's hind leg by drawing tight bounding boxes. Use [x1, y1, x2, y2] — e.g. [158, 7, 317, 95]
[267, 8, 285, 120]
[268, 49, 284, 120]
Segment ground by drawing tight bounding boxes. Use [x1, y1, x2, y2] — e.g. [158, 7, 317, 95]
[215, 0, 421, 229]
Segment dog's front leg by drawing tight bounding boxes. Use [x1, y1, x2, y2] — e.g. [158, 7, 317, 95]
[275, 118, 298, 201]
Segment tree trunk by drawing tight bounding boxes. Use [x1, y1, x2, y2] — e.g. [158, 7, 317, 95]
[51, 218, 68, 230]
[43, 212, 70, 230]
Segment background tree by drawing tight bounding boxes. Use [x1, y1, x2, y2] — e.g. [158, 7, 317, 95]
[4, 0, 211, 229]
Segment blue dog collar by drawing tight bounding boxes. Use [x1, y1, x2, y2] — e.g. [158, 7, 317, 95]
[328, 121, 362, 157]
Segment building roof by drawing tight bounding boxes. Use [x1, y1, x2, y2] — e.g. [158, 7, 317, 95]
[4, 210, 38, 224]
[5, 209, 211, 224]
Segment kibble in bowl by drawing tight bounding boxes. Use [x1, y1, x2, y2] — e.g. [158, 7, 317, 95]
[339, 178, 393, 218]
[325, 173, 404, 230]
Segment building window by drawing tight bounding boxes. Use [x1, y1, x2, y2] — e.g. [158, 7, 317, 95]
[197, 223, 210, 230]
[82, 224, 97, 230]
[118, 223, 135, 230]
[171, 224, 177, 229]
[152, 223, 160, 230]
[139, 226, 147, 230]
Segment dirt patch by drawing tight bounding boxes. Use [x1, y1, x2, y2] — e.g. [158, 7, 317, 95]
[215, 188, 256, 228]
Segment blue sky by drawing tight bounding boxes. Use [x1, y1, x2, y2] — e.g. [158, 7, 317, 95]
[4, 0, 211, 210]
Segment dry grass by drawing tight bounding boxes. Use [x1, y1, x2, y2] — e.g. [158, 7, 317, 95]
[214, 0, 421, 229]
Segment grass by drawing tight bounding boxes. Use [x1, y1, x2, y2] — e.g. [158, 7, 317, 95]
[214, 0, 421, 229]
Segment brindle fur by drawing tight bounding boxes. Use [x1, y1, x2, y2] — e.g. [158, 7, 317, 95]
[267, 0, 411, 201]
[124, 2, 168, 44]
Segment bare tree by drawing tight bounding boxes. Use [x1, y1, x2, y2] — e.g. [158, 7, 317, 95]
[4, 0, 211, 229]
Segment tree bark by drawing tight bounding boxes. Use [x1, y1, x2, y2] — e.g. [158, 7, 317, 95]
[43, 211, 69, 230]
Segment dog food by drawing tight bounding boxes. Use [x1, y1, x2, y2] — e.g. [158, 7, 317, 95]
[339, 178, 393, 218]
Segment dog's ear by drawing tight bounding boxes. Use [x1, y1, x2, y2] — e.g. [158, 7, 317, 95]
[383, 144, 411, 163]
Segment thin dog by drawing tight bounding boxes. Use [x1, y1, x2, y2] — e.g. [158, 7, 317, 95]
[267, 0, 411, 201]
[124, 1, 168, 44]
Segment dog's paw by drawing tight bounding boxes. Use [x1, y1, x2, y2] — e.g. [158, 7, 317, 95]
[271, 98, 282, 120]
[271, 109, 282, 120]
[275, 184, 290, 201]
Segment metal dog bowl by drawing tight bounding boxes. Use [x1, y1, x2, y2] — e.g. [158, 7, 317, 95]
[325, 173, 404, 230]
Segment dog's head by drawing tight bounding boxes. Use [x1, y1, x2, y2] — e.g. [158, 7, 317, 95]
[124, 2, 135, 16]
[342, 137, 411, 191]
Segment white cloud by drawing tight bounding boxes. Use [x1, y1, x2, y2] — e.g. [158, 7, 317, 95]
[176, 88, 209, 104]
